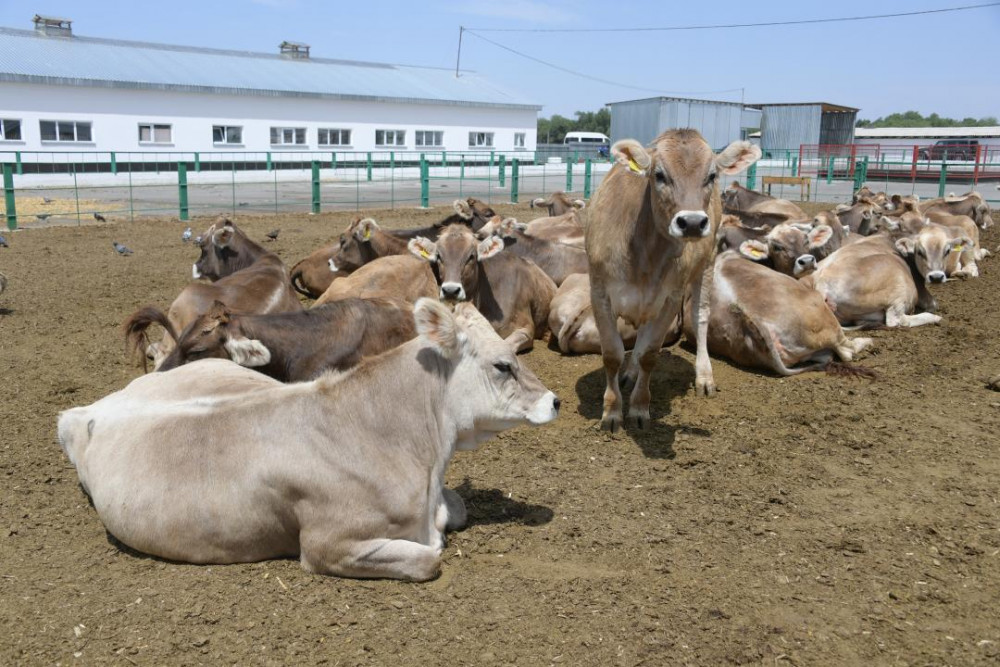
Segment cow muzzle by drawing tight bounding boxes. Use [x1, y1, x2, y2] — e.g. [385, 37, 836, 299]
[192, 264, 202, 279]
[927, 271, 946, 284]
[440, 282, 466, 302]
[526, 391, 560, 425]
[670, 211, 711, 238]
[793, 254, 817, 276]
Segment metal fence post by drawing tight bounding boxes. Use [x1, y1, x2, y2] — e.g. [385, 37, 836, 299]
[311, 160, 321, 214]
[2, 163, 16, 230]
[511, 159, 520, 203]
[266, 152, 272, 172]
[566, 159, 573, 192]
[460, 155, 465, 181]
[420, 155, 429, 208]
[583, 159, 592, 199]
[938, 162, 948, 198]
[15, 151, 22, 175]
[790, 156, 798, 177]
[746, 163, 757, 191]
[110, 151, 117, 175]
[177, 161, 189, 221]
[826, 156, 834, 184]
[498, 154, 506, 187]
[366, 152, 373, 182]
[194, 152, 201, 173]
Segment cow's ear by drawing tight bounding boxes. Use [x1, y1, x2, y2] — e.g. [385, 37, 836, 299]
[739, 239, 770, 262]
[895, 237, 915, 256]
[572, 199, 586, 210]
[354, 218, 379, 242]
[453, 199, 473, 220]
[880, 215, 900, 231]
[498, 218, 521, 238]
[949, 236, 973, 253]
[611, 139, 651, 175]
[530, 197, 547, 209]
[408, 237, 437, 262]
[414, 298, 464, 359]
[206, 300, 231, 325]
[213, 225, 235, 248]
[716, 141, 762, 175]
[807, 224, 833, 249]
[224, 336, 271, 367]
[477, 235, 504, 260]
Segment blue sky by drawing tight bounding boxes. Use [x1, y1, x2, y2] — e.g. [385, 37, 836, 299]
[2, 1, 997, 121]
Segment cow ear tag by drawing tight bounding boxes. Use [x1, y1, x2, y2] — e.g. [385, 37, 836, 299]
[363, 228, 372, 241]
[628, 158, 642, 173]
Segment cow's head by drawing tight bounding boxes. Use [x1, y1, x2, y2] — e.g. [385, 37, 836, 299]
[476, 216, 525, 240]
[413, 298, 558, 447]
[895, 226, 970, 284]
[612, 130, 760, 240]
[192, 219, 260, 281]
[466, 198, 497, 226]
[740, 223, 834, 277]
[157, 301, 270, 372]
[328, 218, 380, 274]
[409, 224, 504, 302]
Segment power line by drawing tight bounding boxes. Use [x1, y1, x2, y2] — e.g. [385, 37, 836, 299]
[467, 2, 1000, 33]
[464, 30, 745, 97]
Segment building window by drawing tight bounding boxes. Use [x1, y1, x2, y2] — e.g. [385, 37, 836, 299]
[414, 130, 443, 147]
[469, 131, 494, 148]
[40, 120, 92, 143]
[0, 119, 21, 141]
[213, 125, 243, 145]
[514, 132, 526, 149]
[270, 127, 306, 146]
[375, 129, 405, 147]
[318, 128, 351, 146]
[138, 123, 172, 144]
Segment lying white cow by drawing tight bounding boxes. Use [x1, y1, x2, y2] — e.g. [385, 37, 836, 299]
[58, 299, 559, 581]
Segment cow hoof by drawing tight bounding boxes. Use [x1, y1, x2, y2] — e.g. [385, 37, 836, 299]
[696, 380, 717, 397]
[628, 410, 651, 430]
[600, 414, 622, 433]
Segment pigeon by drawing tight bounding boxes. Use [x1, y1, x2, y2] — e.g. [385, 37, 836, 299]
[35, 213, 52, 221]
[0, 235, 8, 248]
[42, 197, 53, 204]
[112, 241, 133, 256]
[93, 212, 107, 223]
[265, 229, 280, 242]
[181, 227, 192, 242]
[193, 235, 203, 246]
[237, 201, 249, 207]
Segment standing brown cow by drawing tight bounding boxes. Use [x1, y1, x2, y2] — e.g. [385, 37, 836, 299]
[586, 129, 760, 431]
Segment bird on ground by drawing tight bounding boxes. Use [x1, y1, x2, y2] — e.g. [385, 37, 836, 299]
[182, 227, 192, 242]
[193, 235, 203, 245]
[35, 213, 52, 221]
[0, 235, 8, 248]
[237, 202, 249, 207]
[112, 241, 133, 256]
[93, 212, 107, 222]
[42, 197, 53, 204]
[266, 229, 280, 241]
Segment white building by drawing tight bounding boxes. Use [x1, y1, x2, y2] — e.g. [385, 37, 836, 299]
[0, 16, 540, 162]
[854, 126, 1000, 148]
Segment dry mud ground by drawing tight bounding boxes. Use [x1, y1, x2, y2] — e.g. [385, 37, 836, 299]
[0, 203, 998, 666]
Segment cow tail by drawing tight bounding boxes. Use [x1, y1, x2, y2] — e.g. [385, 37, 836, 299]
[122, 306, 177, 372]
[289, 262, 314, 298]
[730, 303, 819, 376]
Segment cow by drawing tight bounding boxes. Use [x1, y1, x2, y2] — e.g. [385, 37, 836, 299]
[811, 210, 849, 240]
[853, 186, 887, 207]
[530, 191, 586, 217]
[721, 181, 806, 228]
[919, 191, 992, 229]
[480, 212, 584, 249]
[799, 235, 941, 328]
[834, 201, 877, 236]
[126, 298, 416, 381]
[738, 222, 836, 277]
[127, 219, 302, 367]
[586, 129, 760, 431]
[477, 217, 588, 286]
[327, 218, 409, 275]
[548, 273, 638, 354]
[408, 224, 556, 352]
[314, 255, 438, 306]
[716, 214, 770, 252]
[58, 298, 560, 581]
[898, 222, 978, 280]
[682, 250, 872, 376]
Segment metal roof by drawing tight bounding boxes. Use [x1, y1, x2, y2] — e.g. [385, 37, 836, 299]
[855, 126, 1000, 139]
[608, 95, 745, 107]
[0, 26, 540, 111]
[749, 102, 859, 113]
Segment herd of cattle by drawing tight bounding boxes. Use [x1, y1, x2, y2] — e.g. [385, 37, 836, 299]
[56, 129, 994, 580]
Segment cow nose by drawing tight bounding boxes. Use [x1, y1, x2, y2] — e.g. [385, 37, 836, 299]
[796, 255, 816, 269]
[928, 271, 946, 284]
[677, 213, 709, 232]
[553, 396, 561, 412]
[440, 283, 464, 300]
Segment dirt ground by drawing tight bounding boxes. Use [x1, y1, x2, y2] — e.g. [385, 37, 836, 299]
[1, 202, 998, 666]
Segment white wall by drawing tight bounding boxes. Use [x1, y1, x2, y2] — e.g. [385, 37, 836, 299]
[0, 82, 537, 157]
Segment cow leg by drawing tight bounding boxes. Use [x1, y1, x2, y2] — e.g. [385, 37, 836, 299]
[689, 263, 717, 397]
[300, 535, 441, 582]
[626, 306, 680, 430]
[440, 487, 467, 532]
[885, 304, 941, 328]
[590, 289, 625, 433]
[504, 326, 534, 353]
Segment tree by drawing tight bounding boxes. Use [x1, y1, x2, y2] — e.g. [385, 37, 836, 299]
[855, 111, 998, 128]
[537, 107, 610, 144]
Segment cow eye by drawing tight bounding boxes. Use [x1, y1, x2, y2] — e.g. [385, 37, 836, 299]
[705, 172, 717, 186]
[493, 362, 512, 374]
[916, 248, 926, 258]
[654, 170, 670, 185]
[771, 243, 784, 252]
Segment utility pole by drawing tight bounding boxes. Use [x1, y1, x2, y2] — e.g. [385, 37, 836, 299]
[455, 26, 464, 78]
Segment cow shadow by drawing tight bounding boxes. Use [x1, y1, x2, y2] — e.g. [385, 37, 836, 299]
[574, 349, 709, 459]
[453, 480, 554, 528]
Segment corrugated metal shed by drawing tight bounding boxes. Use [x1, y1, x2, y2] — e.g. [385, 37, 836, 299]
[608, 96, 760, 149]
[0, 26, 539, 110]
[752, 102, 858, 151]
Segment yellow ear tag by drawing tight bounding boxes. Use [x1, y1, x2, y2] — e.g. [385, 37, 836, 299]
[953, 243, 964, 252]
[363, 228, 371, 241]
[627, 158, 642, 173]
[420, 249, 431, 259]
[751, 248, 766, 258]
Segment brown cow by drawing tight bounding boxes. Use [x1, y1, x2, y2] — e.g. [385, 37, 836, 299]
[721, 181, 806, 228]
[834, 201, 877, 236]
[853, 186, 887, 206]
[409, 224, 556, 352]
[716, 214, 770, 252]
[327, 218, 409, 274]
[586, 129, 760, 431]
[738, 222, 836, 277]
[548, 273, 638, 354]
[128, 298, 416, 381]
[530, 191, 586, 217]
[314, 255, 438, 306]
[523, 211, 585, 248]
[919, 191, 992, 229]
[477, 217, 588, 286]
[128, 220, 302, 367]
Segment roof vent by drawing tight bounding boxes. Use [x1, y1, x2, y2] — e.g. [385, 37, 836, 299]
[33, 14, 73, 37]
[279, 41, 310, 59]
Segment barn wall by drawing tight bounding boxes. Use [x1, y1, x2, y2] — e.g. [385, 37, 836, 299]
[819, 111, 857, 145]
[609, 99, 662, 146]
[0, 82, 538, 154]
[610, 98, 761, 149]
[760, 105, 822, 151]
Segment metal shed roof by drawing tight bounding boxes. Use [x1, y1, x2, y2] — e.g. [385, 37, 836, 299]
[855, 126, 1000, 138]
[607, 96, 745, 107]
[749, 102, 859, 113]
[0, 26, 540, 111]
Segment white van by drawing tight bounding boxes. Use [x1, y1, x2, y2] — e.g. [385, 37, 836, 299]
[563, 131, 609, 146]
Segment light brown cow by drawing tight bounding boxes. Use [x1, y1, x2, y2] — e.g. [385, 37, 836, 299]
[897, 223, 976, 280]
[530, 191, 586, 217]
[58, 299, 560, 581]
[586, 129, 760, 431]
[477, 217, 588, 286]
[716, 214, 770, 252]
[548, 273, 638, 354]
[834, 201, 877, 236]
[738, 222, 836, 277]
[721, 181, 806, 228]
[327, 218, 409, 274]
[682, 250, 872, 375]
[313, 255, 438, 306]
[409, 224, 556, 352]
[919, 191, 992, 229]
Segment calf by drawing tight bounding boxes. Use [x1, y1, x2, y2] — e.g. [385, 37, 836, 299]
[314, 255, 438, 306]
[128, 298, 416, 381]
[530, 191, 586, 217]
[896, 223, 976, 280]
[409, 224, 556, 352]
[548, 273, 638, 354]
[682, 250, 872, 375]
[478, 217, 588, 286]
[739, 222, 836, 277]
[59, 299, 559, 581]
[586, 129, 760, 431]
